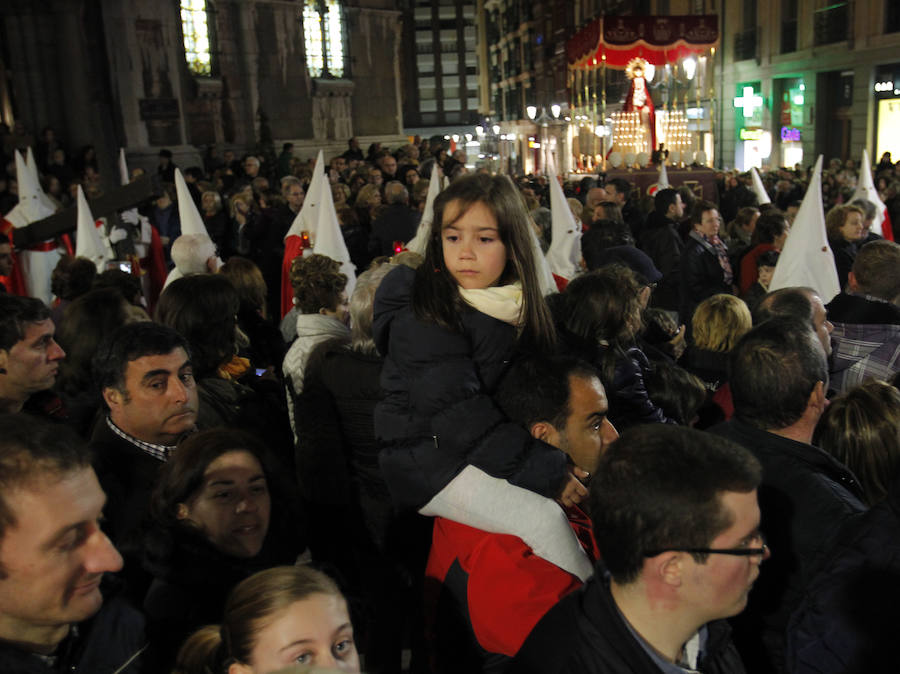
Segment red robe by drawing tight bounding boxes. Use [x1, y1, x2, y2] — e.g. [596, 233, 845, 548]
[623, 77, 657, 153]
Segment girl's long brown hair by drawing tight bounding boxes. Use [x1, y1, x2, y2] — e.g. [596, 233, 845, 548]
[411, 173, 555, 351]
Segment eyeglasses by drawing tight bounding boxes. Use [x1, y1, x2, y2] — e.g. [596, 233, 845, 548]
[644, 534, 768, 559]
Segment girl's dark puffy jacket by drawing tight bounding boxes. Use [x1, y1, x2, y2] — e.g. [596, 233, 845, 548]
[373, 265, 569, 509]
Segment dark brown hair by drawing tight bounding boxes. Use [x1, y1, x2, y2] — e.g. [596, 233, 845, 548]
[156, 274, 240, 378]
[412, 173, 555, 351]
[289, 254, 348, 315]
[220, 256, 267, 317]
[591, 425, 760, 584]
[813, 380, 900, 506]
[561, 265, 643, 386]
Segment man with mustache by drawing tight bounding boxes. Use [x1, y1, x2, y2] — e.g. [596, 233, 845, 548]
[90, 322, 198, 545]
[0, 414, 145, 672]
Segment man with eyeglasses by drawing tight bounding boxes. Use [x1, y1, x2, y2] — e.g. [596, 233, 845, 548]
[712, 317, 866, 673]
[511, 425, 763, 674]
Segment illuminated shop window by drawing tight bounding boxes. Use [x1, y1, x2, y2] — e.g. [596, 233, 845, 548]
[181, 0, 212, 76]
[304, 0, 345, 78]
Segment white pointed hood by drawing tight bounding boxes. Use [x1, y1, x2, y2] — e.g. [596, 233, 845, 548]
[658, 162, 670, 189]
[174, 168, 209, 237]
[118, 148, 130, 186]
[5, 150, 57, 226]
[529, 219, 558, 296]
[852, 148, 888, 237]
[75, 185, 113, 271]
[311, 166, 356, 297]
[750, 167, 771, 205]
[407, 166, 443, 254]
[545, 169, 582, 281]
[285, 150, 325, 241]
[769, 155, 840, 302]
[25, 146, 57, 213]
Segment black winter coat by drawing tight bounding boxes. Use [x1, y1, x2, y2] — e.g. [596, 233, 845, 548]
[637, 211, 683, 312]
[509, 572, 746, 674]
[680, 237, 732, 323]
[373, 265, 569, 510]
[141, 522, 305, 669]
[829, 237, 857, 291]
[0, 586, 147, 674]
[91, 419, 165, 546]
[711, 418, 867, 673]
[556, 329, 676, 430]
[295, 340, 384, 507]
[788, 479, 900, 673]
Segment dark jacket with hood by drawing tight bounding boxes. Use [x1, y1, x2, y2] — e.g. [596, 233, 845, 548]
[372, 265, 568, 510]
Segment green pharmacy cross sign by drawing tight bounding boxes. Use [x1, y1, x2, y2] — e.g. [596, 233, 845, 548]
[734, 87, 764, 118]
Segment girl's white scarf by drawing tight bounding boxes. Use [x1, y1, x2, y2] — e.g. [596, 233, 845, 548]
[458, 282, 524, 326]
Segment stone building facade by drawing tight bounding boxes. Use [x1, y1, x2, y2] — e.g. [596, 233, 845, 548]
[1, 0, 406, 190]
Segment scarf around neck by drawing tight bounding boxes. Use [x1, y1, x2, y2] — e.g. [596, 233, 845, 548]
[458, 282, 524, 326]
[690, 230, 733, 285]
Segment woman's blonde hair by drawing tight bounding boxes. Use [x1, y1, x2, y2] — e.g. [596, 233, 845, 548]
[348, 261, 395, 351]
[229, 191, 254, 218]
[691, 294, 752, 352]
[174, 566, 343, 674]
[355, 183, 381, 210]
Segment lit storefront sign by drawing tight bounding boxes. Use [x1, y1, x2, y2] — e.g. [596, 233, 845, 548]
[736, 82, 767, 170]
[877, 99, 900, 162]
[734, 87, 764, 118]
[781, 127, 801, 141]
[875, 64, 900, 161]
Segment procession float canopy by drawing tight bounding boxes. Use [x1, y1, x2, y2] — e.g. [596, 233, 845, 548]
[566, 15, 720, 70]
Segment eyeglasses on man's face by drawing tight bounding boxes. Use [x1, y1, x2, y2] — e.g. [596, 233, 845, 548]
[643, 533, 768, 559]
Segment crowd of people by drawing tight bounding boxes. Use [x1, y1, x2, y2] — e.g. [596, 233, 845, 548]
[1, 123, 900, 674]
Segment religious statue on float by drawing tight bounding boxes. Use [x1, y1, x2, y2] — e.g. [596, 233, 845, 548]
[623, 57, 657, 155]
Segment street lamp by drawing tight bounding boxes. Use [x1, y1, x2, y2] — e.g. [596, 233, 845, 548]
[526, 105, 537, 120]
[551, 103, 561, 119]
[683, 57, 697, 81]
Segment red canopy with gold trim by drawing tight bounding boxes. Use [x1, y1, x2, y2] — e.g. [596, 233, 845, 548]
[567, 15, 719, 69]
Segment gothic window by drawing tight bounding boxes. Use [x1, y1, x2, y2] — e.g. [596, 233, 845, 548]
[304, 0, 345, 78]
[181, 0, 212, 76]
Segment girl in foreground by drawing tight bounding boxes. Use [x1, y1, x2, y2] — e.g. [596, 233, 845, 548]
[373, 173, 592, 580]
[175, 566, 359, 673]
